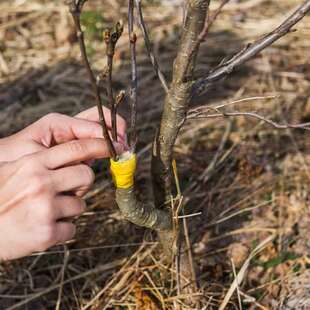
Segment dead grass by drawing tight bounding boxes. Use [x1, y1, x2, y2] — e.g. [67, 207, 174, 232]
[0, 0, 309, 309]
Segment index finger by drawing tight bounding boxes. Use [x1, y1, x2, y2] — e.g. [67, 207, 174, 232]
[38, 138, 122, 169]
[76, 106, 127, 139]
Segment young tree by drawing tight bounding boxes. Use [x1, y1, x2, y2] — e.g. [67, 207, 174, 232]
[68, 0, 310, 298]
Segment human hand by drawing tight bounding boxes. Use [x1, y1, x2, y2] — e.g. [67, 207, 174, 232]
[0, 106, 126, 162]
[0, 138, 117, 261]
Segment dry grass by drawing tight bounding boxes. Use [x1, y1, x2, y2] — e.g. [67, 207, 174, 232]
[0, 0, 309, 309]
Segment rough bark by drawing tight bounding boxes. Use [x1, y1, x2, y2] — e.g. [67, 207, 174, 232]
[152, 0, 209, 209]
[115, 187, 171, 230]
[150, 4, 210, 297]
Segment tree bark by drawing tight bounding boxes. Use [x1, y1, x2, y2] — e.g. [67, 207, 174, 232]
[150, 4, 210, 301]
[152, 0, 209, 210]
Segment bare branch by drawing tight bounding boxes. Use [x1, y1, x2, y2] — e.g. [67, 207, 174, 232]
[187, 106, 310, 131]
[193, 0, 310, 95]
[152, 0, 208, 207]
[128, 0, 138, 149]
[212, 95, 278, 110]
[188, 94, 278, 113]
[104, 22, 123, 142]
[68, 0, 117, 158]
[182, 0, 228, 79]
[200, 0, 230, 39]
[193, 0, 230, 57]
[134, 0, 169, 93]
[173, 0, 211, 83]
[115, 187, 171, 230]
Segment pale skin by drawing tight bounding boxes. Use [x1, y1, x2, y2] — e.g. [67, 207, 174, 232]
[0, 106, 126, 261]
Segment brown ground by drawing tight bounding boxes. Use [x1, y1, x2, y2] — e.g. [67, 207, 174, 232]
[0, 0, 309, 309]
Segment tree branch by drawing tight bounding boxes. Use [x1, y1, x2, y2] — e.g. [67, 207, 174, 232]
[68, 0, 117, 158]
[128, 0, 138, 149]
[152, 0, 209, 209]
[104, 22, 123, 142]
[115, 187, 171, 230]
[173, 0, 211, 84]
[200, 0, 230, 40]
[134, 0, 169, 93]
[193, 0, 310, 96]
[187, 106, 310, 130]
[188, 0, 231, 66]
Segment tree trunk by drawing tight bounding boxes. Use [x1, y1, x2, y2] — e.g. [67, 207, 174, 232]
[152, 0, 209, 258]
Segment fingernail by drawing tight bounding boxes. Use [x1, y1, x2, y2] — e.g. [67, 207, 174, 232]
[117, 135, 129, 150]
[113, 142, 125, 155]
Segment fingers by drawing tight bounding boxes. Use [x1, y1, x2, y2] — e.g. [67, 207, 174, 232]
[39, 138, 124, 170]
[0, 139, 46, 162]
[55, 222, 76, 244]
[54, 195, 86, 219]
[37, 221, 76, 252]
[36, 113, 104, 146]
[76, 106, 127, 140]
[51, 164, 95, 193]
[29, 112, 126, 147]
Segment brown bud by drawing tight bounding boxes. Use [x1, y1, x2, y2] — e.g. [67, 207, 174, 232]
[116, 90, 126, 105]
[101, 67, 109, 78]
[103, 29, 111, 44]
[130, 32, 137, 43]
[116, 20, 124, 35]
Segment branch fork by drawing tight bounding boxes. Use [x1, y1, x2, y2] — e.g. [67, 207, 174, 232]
[110, 152, 171, 230]
[104, 21, 124, 142]
[68, 0, 117, 158]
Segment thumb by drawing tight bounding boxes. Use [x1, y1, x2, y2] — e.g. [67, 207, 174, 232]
[37, 138, 121, 170]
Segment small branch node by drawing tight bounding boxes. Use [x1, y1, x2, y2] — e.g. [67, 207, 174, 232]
[116, 90, 126, 106]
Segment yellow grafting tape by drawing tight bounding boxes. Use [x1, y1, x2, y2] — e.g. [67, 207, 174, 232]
[110, 152, 137, 189]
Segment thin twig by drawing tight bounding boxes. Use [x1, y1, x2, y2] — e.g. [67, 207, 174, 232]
[128, 0, 138, 148]
[107, 55, 117, 140]
[193, 0, 310, 95]
[188, 106, 310, 131]
[134, 0, 169, 93]
[172, 160, 199, 299]
[68, 0, 116, 158]
[186, 0, 230, 72]
[104, 22, 123, 142]
[213, 95, 278, 110]
[182, 0, 230, 80]
[203, 0, 231, 38]
[174, 212, 202, 219]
